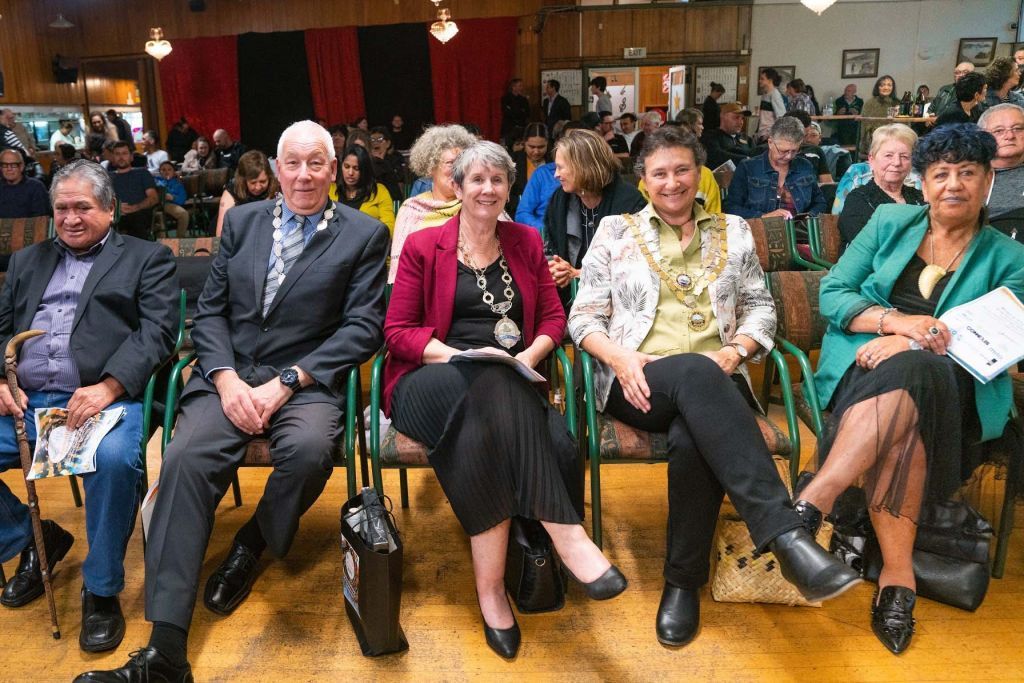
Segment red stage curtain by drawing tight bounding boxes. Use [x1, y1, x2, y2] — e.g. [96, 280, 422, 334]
[305, 27, 366, 126]
[428, 17, 518, 142]
[158, 35, 240, 141]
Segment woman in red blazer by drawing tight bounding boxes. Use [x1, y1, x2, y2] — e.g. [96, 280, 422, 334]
[384, 141, 624, 660]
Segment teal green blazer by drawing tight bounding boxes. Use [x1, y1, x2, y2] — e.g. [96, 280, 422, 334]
[817, 204, 1024, 441]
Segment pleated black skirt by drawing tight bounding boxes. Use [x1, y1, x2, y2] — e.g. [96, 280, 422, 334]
[391, 362, 583, 536]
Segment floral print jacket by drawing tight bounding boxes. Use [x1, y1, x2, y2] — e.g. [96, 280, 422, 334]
[568, 204, 777, 411]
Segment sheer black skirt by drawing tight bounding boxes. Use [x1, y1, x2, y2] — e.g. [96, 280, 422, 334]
[391, 362, 583, 536]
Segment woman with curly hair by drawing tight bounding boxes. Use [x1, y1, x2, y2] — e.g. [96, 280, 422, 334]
[983, 57, 1024, 109]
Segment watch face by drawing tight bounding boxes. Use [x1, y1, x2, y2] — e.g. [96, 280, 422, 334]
[280, 369, 299, 388]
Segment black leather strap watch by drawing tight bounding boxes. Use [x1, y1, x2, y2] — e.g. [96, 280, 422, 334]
[279, 367, 301, 392]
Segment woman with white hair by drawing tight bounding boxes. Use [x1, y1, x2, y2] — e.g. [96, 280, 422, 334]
[385, 140, 624, 660]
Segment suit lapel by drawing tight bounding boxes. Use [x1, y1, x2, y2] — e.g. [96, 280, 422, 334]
[263, 209, 342, 319]
[433, 216, 460, 340]
[72, 231, 124, 335]
[22, 242, 61, 331]
[252, 204, 276, 307]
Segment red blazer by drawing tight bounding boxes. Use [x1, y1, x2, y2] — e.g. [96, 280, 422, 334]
[383, 214, 566, 415]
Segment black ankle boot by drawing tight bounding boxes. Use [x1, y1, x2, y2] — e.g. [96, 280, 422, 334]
[656, 585, 700, 647]
[769, 528, 861, 602]
[871, 586, 916, 655]
[792, 500, 823, 537]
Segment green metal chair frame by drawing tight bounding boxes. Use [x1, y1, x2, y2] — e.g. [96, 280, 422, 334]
[579, 346, 802, 549]
[161, 353, 361, 504]
[805, 215, 842, 270]
[368, 345, 578, 508]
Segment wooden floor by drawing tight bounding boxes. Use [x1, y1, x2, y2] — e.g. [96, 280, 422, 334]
[2, 406, 1023, 682]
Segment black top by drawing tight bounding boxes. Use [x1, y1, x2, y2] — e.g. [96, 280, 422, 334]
[798, 144, 832, 180]
[227, 186, 271, 205]
[501, 93, 531, 136]
[700, 128, 756, 169]
[606, 134, 630, 156]
[889, 254, 952, 316]
[839, 180, 926, 249]
[701, 96, 721, 131]
[934, 106, 981, 127]
[446, 259, 526, 354]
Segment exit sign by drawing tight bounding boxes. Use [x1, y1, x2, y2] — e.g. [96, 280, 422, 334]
[623, 47, 647, 59]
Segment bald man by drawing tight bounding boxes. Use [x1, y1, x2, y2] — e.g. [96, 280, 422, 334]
[211, 128, 246, 174]
[76, 121, 389, 682]
[930, 62, 976, 119]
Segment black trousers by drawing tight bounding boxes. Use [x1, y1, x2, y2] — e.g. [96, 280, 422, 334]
[604, 353, 801, 589]
[117, 208, 155, 240]
[144, 392, 341, 630]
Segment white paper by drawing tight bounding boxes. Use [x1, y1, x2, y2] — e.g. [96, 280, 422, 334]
[28, 406, 126, 480]
[449, 348, 546, 383]
[941, 286, 1024, 384]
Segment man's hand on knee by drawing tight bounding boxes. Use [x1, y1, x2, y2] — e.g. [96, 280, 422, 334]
[213, 369, 264, 435]
[0, 383, 27, 418]
[250, 377, 294, 426]
[66, 377, 123, 430]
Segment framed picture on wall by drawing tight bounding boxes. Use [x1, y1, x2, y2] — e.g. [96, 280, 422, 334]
[841, 49, 880, 79]
[957, 37, 998, 67]
[759, 65, 795, 87]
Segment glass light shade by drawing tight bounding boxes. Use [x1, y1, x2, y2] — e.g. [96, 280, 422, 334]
[800, 0, 838, 14]
[430, 8, 458, 44]
[145, 28, 173, 61]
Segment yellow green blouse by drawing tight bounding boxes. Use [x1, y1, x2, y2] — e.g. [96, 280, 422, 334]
[637, 205, 721, 356]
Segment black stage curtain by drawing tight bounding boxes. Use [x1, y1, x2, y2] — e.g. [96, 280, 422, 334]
[357, 23, 435, 137]
[238, 31, 315, 156]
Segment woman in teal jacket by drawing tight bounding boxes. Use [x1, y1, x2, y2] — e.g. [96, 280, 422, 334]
[794, 125, 1024, 655]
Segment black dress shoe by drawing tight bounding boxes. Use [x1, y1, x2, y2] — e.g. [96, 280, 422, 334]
[203, 541, 260, 615]
[792, 499, 823, 537]
[0, 519, 74, 608]
[871, 586, 916, 655]
[565, 564, 628, 600]
[656, 585, 700, 647]
[769, 527, 861, 602]
[80, 587, 126, 652]
[73, 647, 193, 683]
[483, 616, 521, 660]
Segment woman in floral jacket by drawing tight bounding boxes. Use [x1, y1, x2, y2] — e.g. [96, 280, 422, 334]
[568, 126, 860, 649]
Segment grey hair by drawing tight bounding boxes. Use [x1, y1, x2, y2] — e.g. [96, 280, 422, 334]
[409, 124, 478, 177]
[50, 159, 115, 210]
[640, 111, 662, 126]
[452, 140, 517, 188]
[277, 120, 336, 162]
[978, 102, 1024, 129]
[769, 116, 805, 144]
[869, 123, 918, 156]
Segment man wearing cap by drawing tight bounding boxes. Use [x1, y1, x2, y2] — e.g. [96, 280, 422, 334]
[700, 102, 755, 169]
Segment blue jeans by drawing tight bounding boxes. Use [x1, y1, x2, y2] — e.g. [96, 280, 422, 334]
[0, 390, 143, 596]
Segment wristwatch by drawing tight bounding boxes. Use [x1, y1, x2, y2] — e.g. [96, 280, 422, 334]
[279, 367, 301, 392]
[728, 343, 749, 363]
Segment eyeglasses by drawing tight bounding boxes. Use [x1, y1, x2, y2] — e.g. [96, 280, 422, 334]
[987, 125, 1024, 137]
[370, 136, 385, 143]
[0, 162, 23, 169]
[769, 140, 799, 160]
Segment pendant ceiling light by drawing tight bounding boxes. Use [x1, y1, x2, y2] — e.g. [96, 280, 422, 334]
[428, 0, 458, 44]
[49, 13, 75, 29]
[800, 0, 838, 14]
[145, 27, 173, 60]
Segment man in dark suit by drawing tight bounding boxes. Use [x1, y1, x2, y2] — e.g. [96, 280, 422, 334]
[542, 79, 572, 133]
[0, 159, 178, 652]
[77, 121, 390, 683]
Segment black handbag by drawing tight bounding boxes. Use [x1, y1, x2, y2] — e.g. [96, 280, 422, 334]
[861, 500, 993, 612]
[504, 516, 566, 613]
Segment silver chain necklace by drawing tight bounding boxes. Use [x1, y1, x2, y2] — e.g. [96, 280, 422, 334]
[458, 235, 522, 349]
[270, 198, 335, 285]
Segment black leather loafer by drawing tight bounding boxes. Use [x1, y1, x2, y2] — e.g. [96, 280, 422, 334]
[203, 541, 260, 615]
[792, 499, 823, 537]
[656, 585, 700, 647]
[80, 587, 126, 652]
[871, 586, 916, 655]
[1, 519, 74, 608]
[769, 527, 861, 602]
[566, 564, 628, 600]
[73, 647, 193, 683]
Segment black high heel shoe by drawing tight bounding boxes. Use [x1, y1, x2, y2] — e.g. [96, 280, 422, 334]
[871, 586, 916, 655]
[481, 597, 520, 660]
[564, 564, 628, 600]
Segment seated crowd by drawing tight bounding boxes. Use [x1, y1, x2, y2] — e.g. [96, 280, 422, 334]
[0, 63, 1022, 683]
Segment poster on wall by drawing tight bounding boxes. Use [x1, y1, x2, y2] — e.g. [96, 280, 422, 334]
[694, 66, 738, 105]
[541, 69, 584, 107]
[587, 68, 638, 115]
[668, 66, 686, 121]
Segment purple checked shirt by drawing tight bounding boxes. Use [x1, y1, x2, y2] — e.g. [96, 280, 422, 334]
[17, 233, 110, 392]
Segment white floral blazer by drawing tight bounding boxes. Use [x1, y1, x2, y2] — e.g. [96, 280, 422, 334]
[568, 204, 777, 411]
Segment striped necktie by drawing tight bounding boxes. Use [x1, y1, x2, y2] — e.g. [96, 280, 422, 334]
[262, 214, 305, 316]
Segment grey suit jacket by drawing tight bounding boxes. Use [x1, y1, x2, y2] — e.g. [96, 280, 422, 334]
[184, 199, 389, 409]
[0, 230, 180, 398]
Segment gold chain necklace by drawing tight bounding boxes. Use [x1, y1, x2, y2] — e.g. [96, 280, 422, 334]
[625, 213, 729, 331]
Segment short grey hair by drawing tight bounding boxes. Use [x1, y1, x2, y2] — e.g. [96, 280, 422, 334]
[452, 140, 517, 188]
[978, 102, 1024, 129]
[409, 124, 478, 177]
[769, 116, 805, 144]
[50, 160, 115, 210]
[641, 111, 662, 126]
[869, 123, 918, 156]
[277, 120, 336, 162]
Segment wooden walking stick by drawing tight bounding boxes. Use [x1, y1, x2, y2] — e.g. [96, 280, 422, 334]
[5, 329, 60, 639]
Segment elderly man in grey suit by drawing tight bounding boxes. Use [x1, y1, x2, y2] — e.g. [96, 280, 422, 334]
[0, 159, 178, 653]
[77, 120, 389, 683]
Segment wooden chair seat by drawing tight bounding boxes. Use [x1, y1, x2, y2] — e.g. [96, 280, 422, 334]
[596, 411, 791, 463]
[379, 427, 430, 467]
[0, 215, 52, 254]
[241, 438, 346, 467]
